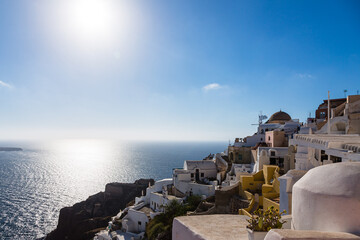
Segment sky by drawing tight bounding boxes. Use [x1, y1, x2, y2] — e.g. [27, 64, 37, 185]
[0, 0, 359, 141]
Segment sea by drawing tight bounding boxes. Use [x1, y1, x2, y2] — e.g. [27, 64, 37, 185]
[0, 139, 227, 239]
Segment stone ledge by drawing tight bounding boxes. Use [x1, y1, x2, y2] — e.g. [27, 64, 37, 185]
[172, 214, 250, 240]
[264, 229, 360, 240]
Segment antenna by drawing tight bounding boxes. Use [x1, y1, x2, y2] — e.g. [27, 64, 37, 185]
[344, 89, 348, 98]
[251, 111, 268, 126]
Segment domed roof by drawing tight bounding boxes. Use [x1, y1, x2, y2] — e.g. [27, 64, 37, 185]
[292, 162, 360, 234]
[266, 110, 291, 124]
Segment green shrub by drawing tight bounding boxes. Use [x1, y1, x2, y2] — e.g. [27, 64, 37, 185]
[185, 195, 202, 211]
[147, 222, 165, 240]
[146, 197, 203, 239]
[247, 206, 286, 231]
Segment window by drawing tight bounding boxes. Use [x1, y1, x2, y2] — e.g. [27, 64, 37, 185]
[321, 150, 327, 162]
[268, 136, 271, 141]
[138, 221, 141, 225]
[191, 173, 194, 178]
[333, 156, 342, 163]
[279, 158, 284, 168]
[201, 173, 204, 177]
[270, 151, 275, 156]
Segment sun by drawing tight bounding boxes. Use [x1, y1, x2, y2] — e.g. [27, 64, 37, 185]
[59, 0, 118, 46]
[42, 0, 139, 57]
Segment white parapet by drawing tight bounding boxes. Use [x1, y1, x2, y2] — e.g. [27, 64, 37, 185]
[264, 229, 360, 240]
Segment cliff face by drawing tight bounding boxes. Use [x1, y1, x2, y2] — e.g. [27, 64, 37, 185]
[46, 179, 154, 240]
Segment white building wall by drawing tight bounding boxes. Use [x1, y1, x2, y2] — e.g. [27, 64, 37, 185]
[234, 133, 265, 147]
[174, 180, 215, 197]
[149, 192, 182, 212]
[254, 147, 290, 172]
[187, 182, 215, 197]
[175, 172, 191, 181]
[174, 166, 217, 183]
[139, 178, 173, 205]
[122, 209, 149, 233]
[174, 180, 190, 195]
[294, 146, 308, 170]
[150, 192, 164, 211]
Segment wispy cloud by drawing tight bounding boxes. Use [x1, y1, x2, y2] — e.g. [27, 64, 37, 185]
[202, 83, 222, 91]
[0, 80, 12, 88]
[296, 73, 315, 79]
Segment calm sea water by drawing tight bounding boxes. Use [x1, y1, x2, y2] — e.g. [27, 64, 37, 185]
[0, 139, 226, 239]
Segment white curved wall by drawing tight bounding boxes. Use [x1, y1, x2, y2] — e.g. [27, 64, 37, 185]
[292, 162, 360, 235]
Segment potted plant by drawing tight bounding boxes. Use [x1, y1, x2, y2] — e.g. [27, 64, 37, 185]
[246, 206, 286, 240]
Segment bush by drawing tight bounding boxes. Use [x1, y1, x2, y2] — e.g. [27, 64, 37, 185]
[147, 222, 166, 240]
[164, 200, 187, 218]
[185, 195, 202, 211]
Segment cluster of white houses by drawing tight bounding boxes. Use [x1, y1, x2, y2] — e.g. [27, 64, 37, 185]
[95, 94, 360, 240]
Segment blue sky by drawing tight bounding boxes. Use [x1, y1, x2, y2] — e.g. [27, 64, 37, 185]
[0, 0, 359, 141]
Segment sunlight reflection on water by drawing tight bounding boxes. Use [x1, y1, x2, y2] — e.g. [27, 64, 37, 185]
[0, 139, 226, 239]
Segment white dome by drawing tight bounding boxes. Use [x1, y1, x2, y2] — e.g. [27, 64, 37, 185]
[292, 162, 360, 235]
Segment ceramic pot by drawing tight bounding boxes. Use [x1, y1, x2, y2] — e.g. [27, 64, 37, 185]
[246, 228, 268, 240]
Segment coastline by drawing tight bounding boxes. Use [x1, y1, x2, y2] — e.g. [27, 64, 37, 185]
[0, 147, 22, 151]
[45, 179, 154, 240]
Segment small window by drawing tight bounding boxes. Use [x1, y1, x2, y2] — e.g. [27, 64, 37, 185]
[138, 221, 141, 225]
[279, 158, 284, 168]
[201, 173, 204, 177]
[268, 136, 271, 141]
[191, 173, 194, 178]
[271, 151, 275, 156]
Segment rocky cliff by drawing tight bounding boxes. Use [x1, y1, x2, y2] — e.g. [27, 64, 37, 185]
[46, 179, 154, 240]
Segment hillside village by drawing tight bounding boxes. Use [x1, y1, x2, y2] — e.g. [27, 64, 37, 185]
[95, 94, 360, 240]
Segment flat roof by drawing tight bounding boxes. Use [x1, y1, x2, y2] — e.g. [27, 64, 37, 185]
[173, 215, 250, 240]
[151, 192, 182, 201]
[137, 205, 153, 217]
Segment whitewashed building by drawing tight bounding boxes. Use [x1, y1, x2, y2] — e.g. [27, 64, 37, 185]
[253, 147, 289, 172]
[122, 205, 151, 233]
[290, 95, 360, 171]
[173, 160, 219, 197]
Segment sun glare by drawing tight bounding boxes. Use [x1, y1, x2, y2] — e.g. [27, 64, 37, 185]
[57, 0, 121, 48]
[68, 0, 113, 39]
[40, 0, 140, 57]
[49, 139, 114, 165]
